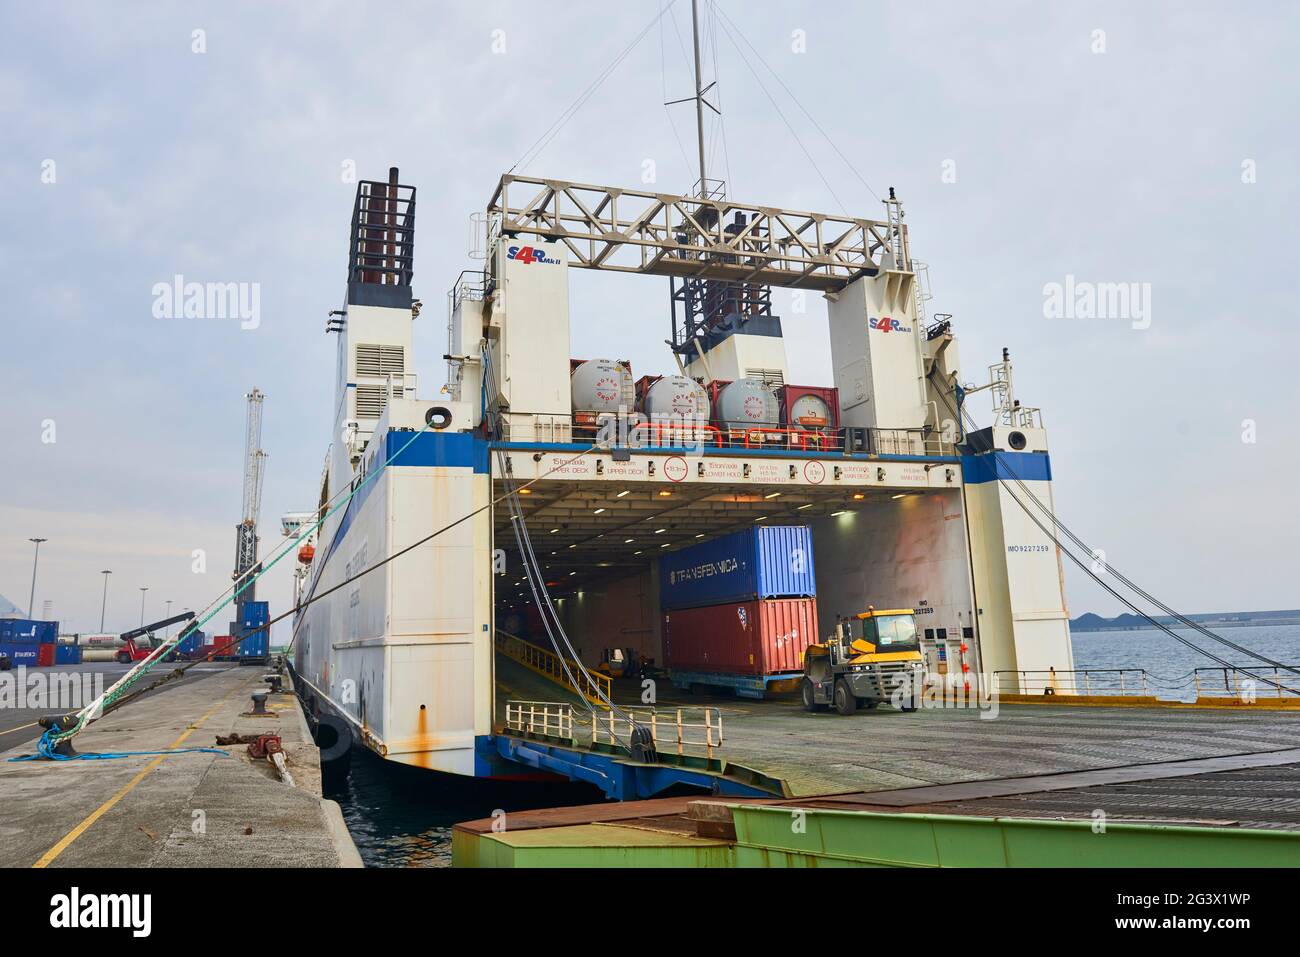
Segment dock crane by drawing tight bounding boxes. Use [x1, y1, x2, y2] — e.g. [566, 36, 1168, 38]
[228, 389, 270, 661]
[232, 388, 266, 600]
[115, 610, 197, 664]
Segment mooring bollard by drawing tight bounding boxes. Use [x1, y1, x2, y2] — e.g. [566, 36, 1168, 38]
[249, 692, 269, 716]
[37, 714, 79, 756]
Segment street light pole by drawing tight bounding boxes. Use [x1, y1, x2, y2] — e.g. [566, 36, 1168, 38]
[164, 600, 173, 639]
[100, 570, 112, 631]
[139, 587, 149, 626]
[27, 538, 47, 619]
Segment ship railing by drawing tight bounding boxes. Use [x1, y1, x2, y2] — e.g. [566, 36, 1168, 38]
[996, 667, 1300, 700]
[497, 413, 961, 458]
[627, 420, 723, 449]
[569, 417, 725, 449]
[1191, 665, 1300, 698]
[448, 268, 488, 314]
[994, 668, 1157, 697]
[589, 706, 723, 759]
[504, 700, 575, 744]
[382, 372, 418, 404]
[737, 427, 840, 452]
[497, 412, 573, 444]
[867, 426, 954, 457]
[495, 630, 612, 706]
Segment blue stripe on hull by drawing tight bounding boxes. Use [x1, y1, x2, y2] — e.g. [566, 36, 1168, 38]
[385, 430, 490, 473]
[322, 430, 490, 570]
[961, 451, 1052, 484]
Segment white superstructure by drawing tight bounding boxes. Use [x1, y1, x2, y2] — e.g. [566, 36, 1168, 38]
[291, 165, 1076, 779]
[293, 170, 494, 774]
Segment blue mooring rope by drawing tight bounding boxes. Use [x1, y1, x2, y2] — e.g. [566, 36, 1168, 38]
[7, 728, 231, 762]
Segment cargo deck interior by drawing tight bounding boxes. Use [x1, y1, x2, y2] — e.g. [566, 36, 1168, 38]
[491, 475, 920, 671]
[480, 466, 1300, 803]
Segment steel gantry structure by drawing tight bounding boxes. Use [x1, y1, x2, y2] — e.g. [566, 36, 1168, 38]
[486, 174, 910, 293]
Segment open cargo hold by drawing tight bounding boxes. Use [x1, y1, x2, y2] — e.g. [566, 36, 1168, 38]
[659, 526, 816, 611]
[663, 597, 819, 678]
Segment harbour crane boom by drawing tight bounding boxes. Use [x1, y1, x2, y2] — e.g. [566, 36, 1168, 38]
[233, 388, 266, 600]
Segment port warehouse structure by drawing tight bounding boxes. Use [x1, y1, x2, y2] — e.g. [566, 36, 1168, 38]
[289, 170, 1075, 783]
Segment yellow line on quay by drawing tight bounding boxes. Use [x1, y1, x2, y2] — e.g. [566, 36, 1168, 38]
[31, 685, 242, 869]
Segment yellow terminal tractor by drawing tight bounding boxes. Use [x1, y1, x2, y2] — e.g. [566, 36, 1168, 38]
[802, 608, 926, 715]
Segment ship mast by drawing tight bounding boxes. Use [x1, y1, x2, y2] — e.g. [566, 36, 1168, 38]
[690, 0, 708, 193]
[666, 0, 719, 196]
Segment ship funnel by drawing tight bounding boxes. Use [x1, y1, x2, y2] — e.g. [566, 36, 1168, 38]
[346, 166, 417, 307]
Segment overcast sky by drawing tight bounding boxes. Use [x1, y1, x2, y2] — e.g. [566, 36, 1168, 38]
[2, 0, 1297, 636]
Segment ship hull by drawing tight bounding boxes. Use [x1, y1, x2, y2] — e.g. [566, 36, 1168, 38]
[292, 427, 496, 778]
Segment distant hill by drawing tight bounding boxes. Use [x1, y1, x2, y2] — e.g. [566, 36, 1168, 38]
[1072, 609, 1300, 631]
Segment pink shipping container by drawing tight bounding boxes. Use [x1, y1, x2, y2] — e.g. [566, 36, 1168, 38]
[662, 597, 819, 677]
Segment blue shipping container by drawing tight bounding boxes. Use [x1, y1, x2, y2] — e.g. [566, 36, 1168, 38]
[241, 602, 269, 629]
[658, 526, 816, 611]
[0, 619, 58, 643]
[1, 643, 42, 666]
[235, 602, 269, 662]
[238, 630, 269, 661]
[176, 629, 203, 657]
[54, 644, 82, 665]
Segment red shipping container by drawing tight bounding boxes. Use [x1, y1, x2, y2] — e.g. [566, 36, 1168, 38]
[780, 384, 840, 432]
[633, 374, 661, 411]
[663, 597, 819, 677]
[37, 643, 56, 667]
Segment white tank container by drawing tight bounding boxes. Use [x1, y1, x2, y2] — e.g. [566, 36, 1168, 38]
[716, 379, 779, 430]
[571, 359, 634, 414]
[642, 375, 710, 422]
[787, 392, 833, 430]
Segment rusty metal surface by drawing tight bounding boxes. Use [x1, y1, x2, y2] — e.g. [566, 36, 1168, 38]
[914, 764, 1300, 830]
[644, 691, 1300, 798]
[456, 757, 1300, 845]
[787, 748, 1300, 807]
[247, 734, 283, 760]
[454, 796, 704, 835]
[600, 814, 701, 837]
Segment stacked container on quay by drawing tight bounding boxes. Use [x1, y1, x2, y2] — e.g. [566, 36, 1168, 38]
[659, 526, 819, 699]
[0, 617, 62, 668]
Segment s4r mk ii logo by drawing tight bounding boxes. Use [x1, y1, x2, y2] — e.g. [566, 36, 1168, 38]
[507, 244, 560, 265]
[870, 316, 911, 333]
